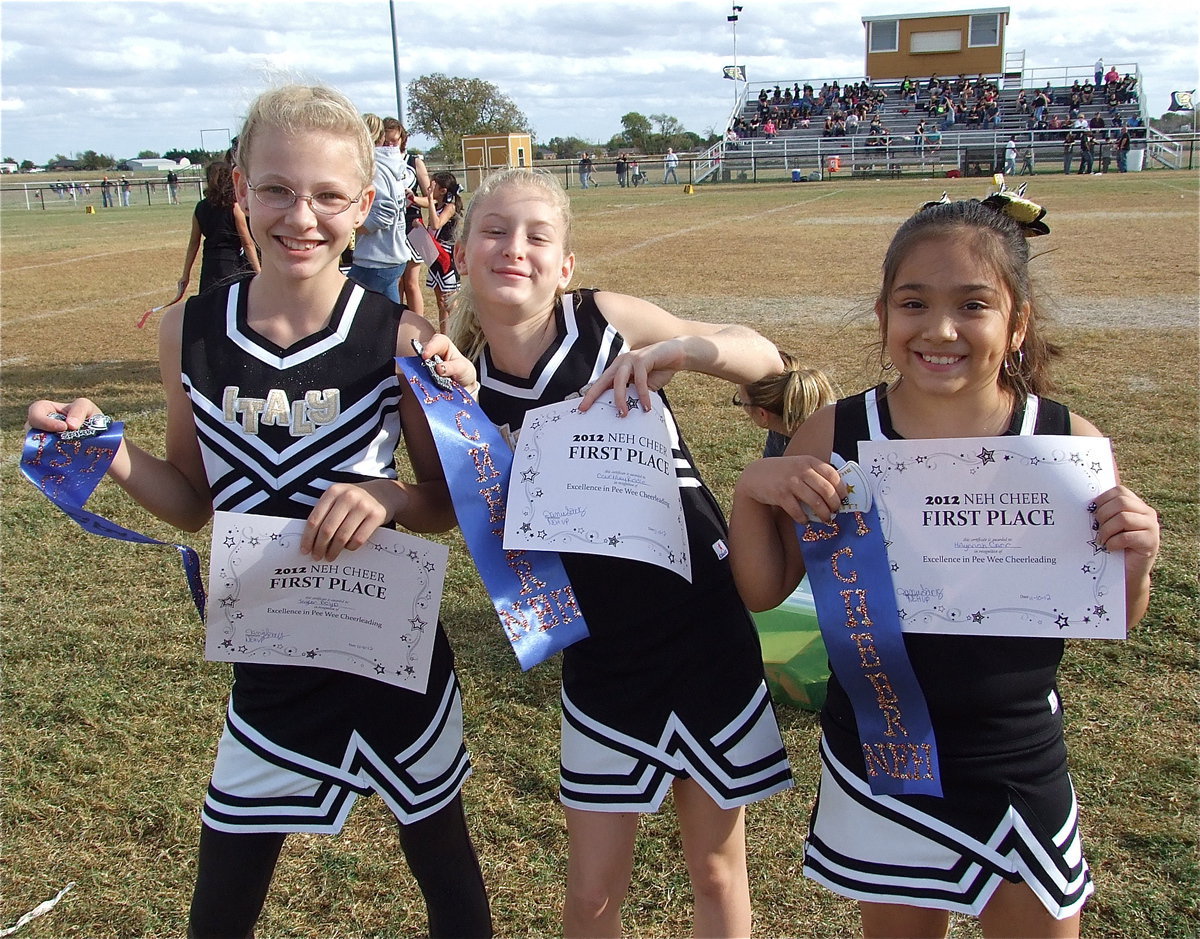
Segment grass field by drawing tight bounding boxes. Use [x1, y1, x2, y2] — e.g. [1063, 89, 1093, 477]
[2, 171, 1198, 937]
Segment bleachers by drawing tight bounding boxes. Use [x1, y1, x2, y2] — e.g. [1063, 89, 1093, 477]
[712, 72, 1146, 180]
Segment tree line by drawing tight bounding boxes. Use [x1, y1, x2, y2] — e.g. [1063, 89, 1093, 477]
[6, 73, 716, 172]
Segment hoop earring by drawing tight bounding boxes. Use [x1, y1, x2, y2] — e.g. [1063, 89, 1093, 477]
[1003, 347, 1025, 377]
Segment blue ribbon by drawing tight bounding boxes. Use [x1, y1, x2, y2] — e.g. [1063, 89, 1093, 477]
[20, 423, 207, 621]
[396, 356, 589, 669]
[798, 506, 942, 797]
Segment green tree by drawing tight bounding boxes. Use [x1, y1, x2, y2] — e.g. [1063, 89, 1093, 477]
[76, 150, 116, 170]
[165, 148, 219, 165]
[544, 135, 594, 159]
[407, 73, 533, 159]
[616, 112, 653, 151]
[20, 160, 35, 171]
[136, 149, 161, 159]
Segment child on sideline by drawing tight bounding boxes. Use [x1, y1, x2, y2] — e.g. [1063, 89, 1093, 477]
[412, 170, 463, 333]
[27, 84, 491, 939]
[728, 195, 1159, 939]
[433, 167, 792, 938]
[733, 350, 838, 457]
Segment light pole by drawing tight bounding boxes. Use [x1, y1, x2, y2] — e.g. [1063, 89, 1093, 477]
[728, 4, 743, 113]
[389, 0, 403, 121]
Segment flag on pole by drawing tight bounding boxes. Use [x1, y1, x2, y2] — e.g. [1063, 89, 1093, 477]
[723, 65, 746, 81]
[1168, 90, 1195, 111]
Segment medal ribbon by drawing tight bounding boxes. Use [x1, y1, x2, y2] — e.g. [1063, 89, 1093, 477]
[20, 423, 207, 620]
[396, 356, 589, 669]
[798, 506, 942, 797]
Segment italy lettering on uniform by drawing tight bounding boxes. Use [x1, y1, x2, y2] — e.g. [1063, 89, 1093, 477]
[222, 386, 341, 436]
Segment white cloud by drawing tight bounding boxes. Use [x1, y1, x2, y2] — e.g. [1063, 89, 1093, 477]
[0, 0, 1195, 164]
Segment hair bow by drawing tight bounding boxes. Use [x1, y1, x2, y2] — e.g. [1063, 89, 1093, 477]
[980, 182, 1050, 236]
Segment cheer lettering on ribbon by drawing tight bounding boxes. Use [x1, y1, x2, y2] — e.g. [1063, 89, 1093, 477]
[798, 506, 942, 797]
[396, 356, 589, 669]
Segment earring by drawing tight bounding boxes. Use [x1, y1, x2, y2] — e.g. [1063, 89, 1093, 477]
[1003, 347, 1025, 377]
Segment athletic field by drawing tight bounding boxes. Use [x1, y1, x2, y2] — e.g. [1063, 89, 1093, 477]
[2, 171, 1196, 937]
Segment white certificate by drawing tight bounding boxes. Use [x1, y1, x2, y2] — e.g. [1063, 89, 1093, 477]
[205, 511, 448, 691]
[860, 435, 1125, 639]
[503, 394, 691, 581]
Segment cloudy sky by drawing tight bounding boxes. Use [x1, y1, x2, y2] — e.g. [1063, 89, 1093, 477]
[1, 0, 1196, 164]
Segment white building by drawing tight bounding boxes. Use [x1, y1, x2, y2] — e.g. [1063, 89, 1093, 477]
[126, 158, 190, 172]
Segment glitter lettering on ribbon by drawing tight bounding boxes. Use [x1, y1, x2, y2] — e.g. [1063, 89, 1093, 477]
[396, 356, 589, 669]
[798, 506, 941, 797]
[20, 423, 207, 620]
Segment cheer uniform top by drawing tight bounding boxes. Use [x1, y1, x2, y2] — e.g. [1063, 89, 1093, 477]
[425, 206, 460, 293]
[803, 384, 1093, 918]
[477, 288, 792, 812]
[180, 278, 470, 833]
[193, 199, 255, 295]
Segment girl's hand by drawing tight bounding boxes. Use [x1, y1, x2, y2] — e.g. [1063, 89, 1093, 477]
[1092, 484, 1160, 580]
[301, 479, 405, 562]
[27, 397, 104, 432]
[735, 455, 847, 524]
[579, 339, 688, 416]
[415, 333, 478, 393]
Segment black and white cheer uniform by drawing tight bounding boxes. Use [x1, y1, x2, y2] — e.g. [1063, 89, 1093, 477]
[477, 288, 792, 812]
[181, 279, 470, 833]
[803, 384, 1093, 919]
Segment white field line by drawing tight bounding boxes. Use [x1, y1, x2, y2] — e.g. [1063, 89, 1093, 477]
[592, 189, 846, 261]
[4, 288, 173, 326]
[2, 234, 189, 273]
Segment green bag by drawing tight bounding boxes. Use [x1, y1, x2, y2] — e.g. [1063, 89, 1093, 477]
[752, 576, 829, 712]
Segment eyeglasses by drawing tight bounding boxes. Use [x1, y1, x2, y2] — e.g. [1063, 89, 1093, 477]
[731, 394, 750, 407]
[247, 182, 362, 216]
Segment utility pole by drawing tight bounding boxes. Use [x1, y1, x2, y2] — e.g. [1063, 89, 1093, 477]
[389, 1, 403, 121]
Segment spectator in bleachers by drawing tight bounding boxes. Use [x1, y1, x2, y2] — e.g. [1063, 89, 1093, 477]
[939, 100, 958, 132]
[1104, 65, 1120, 87]
[1082, 81, 1095, 105]
[1032, 88, 1050, 122]
[1095, 57, 1104, 87]
[914, 119, 929, 157]
[821, 116, 835, 137]
[900, 76, 916, 101]
[762, 117, 777, 139]
[846, 111, 860, 135]
[984, 100, 1001, 129]
[1089, 113, 1108, 139]
[1016, 89, 1029, 115]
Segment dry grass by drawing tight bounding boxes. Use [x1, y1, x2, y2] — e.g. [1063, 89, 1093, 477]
[2, 170, 1197, 937]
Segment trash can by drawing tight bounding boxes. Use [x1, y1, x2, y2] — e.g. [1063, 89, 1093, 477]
[1127, 148, 1145, 172]
[826, 155, 841, 173]
[791, 169, 802, 182]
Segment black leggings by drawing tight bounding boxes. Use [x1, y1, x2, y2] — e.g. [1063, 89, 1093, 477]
[188, 795, 491, 938]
